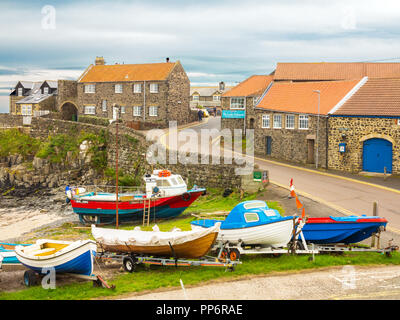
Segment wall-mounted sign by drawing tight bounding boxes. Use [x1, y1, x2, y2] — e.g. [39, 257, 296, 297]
[222, 110, 245, 119]
[339, 143, 346, 153]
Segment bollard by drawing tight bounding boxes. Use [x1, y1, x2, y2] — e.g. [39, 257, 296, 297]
[384, 167, 387, 181]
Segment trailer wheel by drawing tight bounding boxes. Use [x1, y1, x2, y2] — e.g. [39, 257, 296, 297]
[219, 249, 228, 261]
[229, 249, 240, 261]
[123, 257, 137, 273]
[23, 270, 39, 287]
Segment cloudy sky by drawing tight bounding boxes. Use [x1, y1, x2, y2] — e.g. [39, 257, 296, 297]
[1, 0, 400, 112]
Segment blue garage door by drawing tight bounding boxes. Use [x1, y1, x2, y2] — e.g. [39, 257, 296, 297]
[362, 138, 393, 173]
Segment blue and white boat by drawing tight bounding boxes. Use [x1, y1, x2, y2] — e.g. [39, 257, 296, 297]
[0, 243, 31, 268]
[15, 239, 97, 276]
[191, 200, 296, 248]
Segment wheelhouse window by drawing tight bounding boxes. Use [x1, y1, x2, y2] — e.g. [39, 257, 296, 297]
[133, 83, 142, 93]
[149, 106, 158, 116]
[21, 104, 32, 116]
[133, 106, 142, 116]
[286, 114, 295, 129]
[230, 97, 245, 109]
[262, 115, 270, 128]
[84, 84, 95, 93]
[273, 114, 282, 129]
[115, 84, 123, 94]
[244, 213, 260, 223]
[150, 83, 159, 93]
[156, 179, 171, 187]
[84, 106, 96, 115]
[299, 115, 309, 130]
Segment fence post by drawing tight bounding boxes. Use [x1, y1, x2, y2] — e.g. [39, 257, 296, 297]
[371, 201, 378, 247]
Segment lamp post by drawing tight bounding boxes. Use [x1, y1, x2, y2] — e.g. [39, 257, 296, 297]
[313, 90, 320, 169]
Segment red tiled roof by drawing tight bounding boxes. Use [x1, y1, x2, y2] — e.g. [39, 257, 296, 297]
[79, 62, 176, 83]
[256, 79, 361, 115]
[274, 62, 400, 81]
[333, 78, 400, 116]
[222, 75, 273, 97]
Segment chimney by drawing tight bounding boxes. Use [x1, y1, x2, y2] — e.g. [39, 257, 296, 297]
[166, 57, 170, 63]
[219, 81, 225, 91]
[95, 56, 105, 65]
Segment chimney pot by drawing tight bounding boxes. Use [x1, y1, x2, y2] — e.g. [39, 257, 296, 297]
[166, 57, 170, 63]
[95, 56, 105, 65]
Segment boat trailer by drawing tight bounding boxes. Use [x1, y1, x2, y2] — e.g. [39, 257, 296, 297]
[211, 220, 398, 261]
[96, 241, 241, 272]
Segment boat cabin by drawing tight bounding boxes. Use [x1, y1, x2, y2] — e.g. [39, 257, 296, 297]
[144, 170, 187, 197]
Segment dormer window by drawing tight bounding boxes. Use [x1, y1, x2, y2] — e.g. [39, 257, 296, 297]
[43, 87, 49, 94]
[17, 88, 23, 96]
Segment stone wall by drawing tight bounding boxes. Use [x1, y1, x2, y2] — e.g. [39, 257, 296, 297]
[328, 116, 400, 174]
[0, 114, 23, 127]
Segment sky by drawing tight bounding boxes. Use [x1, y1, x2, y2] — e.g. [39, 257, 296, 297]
[1, 0, 400, 112]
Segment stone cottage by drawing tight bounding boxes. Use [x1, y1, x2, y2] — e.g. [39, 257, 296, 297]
[9, 80, 58, 116]
[253, 78, 365, 168]
[69, 57, 191, 127]
[328, 77, 400, 174]
[220, 75, 274, 132]
[190, 81, 232, 111]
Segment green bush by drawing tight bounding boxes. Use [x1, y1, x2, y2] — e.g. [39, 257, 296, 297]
[0, 129, 41, 159]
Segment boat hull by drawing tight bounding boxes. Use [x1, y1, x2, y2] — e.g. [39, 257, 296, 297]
[70, 189, 204, 224]
[192, 218, 295, 248]
[302, 217, 388, 244]
[0, 243, 31, 267]
[15, 241, 97, 276]
[99, 232, 218, 259]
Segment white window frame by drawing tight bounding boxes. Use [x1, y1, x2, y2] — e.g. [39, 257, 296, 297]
[84, 105, 96, 115]
[21, 104, 32, 116]
[262, 115, 270, 128]
[120, 106, 125, 114]
[192, 95, 200, 101]
[115, 84, 123, 94]
[286, 114, 295, 129]
[17, 87, 23, 96]
[43, 87, 49, 94]
[213, 95, 221, 101]
[150, 83, 159, 93]
[102, 100, 107, 112]
[149, 106, 158, 117]
[244, 213, 260, 223]
[133, 106, 142, 116]
[273, 114, 282, 129]
[84, 84, 95, 93]
[299, 115, 309, 130]
[133, 83, 142, 93]
[230, 97, 245, 109]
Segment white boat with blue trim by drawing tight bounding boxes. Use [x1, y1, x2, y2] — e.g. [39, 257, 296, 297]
[191, 200, 296, 248]
[15, 239, 97, 277]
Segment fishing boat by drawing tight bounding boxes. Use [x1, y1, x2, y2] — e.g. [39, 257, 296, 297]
[301, 215, 388, 244]
[92, 222, 221, 259]
[191, 200, 297, 248]
[15, 239, 97, 276]
[0, 243, 31, 268]
[67, 170, 206, 224]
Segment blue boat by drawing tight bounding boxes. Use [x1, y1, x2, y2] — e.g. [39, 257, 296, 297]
[15, 239, 97, 277]
[0, 243, 31, 267]
[301, 216, 388, 244]
[191, 200, 297, 248]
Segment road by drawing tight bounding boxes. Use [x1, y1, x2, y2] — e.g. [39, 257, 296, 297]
[123, 265, 400, 300]
[158, 116, 400, 241]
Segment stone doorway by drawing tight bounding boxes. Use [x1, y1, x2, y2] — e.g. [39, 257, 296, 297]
[60, 102, 78, 121]
[307, 139, 315, 164]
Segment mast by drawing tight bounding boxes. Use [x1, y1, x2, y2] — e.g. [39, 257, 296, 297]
[114, 103, 120, 229]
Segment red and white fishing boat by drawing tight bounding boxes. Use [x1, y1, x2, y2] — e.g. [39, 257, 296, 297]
[66, 170, 206, 225]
